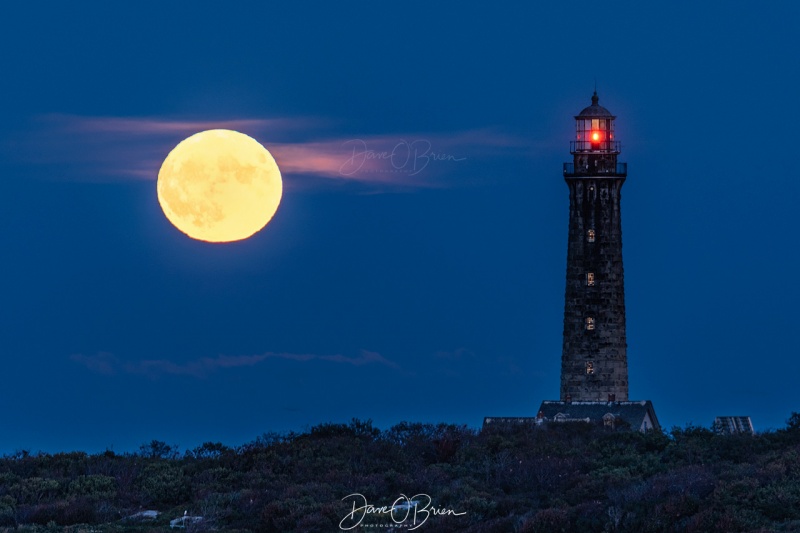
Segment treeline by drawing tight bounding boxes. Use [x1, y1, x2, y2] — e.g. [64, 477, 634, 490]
[1, 415, 800, 532]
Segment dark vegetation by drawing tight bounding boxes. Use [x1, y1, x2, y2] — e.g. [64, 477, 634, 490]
[1, 414, 800, 532]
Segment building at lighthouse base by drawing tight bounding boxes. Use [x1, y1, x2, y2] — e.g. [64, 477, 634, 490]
[484, 400, 660, 433]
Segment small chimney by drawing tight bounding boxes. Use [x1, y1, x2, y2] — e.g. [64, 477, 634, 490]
[565, 394, 572, 404]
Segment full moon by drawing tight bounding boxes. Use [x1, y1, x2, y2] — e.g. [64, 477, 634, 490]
[157, 129, 282, 243]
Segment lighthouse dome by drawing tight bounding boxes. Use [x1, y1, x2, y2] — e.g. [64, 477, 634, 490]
[576, 91, 615, 118]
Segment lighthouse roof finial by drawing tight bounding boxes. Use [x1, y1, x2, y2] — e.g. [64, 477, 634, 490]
[577, 90, 614, 119]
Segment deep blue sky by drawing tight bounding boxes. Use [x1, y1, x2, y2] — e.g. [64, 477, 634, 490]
[1, 2, 797, 454]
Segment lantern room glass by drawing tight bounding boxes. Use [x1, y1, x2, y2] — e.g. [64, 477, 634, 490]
[576, 118, 615, 151]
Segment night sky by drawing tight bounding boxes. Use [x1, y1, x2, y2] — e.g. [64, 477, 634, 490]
[1, 2, 798, 454]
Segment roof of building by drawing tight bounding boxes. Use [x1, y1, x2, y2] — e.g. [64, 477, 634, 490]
[576, 91, 615, 119]
[714, 416, 755, 435]
[483, 417, 540, 426]
[537, 400, 660, 432]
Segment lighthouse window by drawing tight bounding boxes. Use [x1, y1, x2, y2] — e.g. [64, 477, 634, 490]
[586, 361, 594, 375]
[587, 229, 595, 242]
[587, 272, 595, 286]
[585, 317, 595, 330]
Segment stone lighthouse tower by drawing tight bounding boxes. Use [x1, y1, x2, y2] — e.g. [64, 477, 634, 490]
[484, 92, 659, 432]
[561, 91, 628, 402]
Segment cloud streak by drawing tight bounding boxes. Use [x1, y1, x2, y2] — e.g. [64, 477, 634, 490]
[70, 349, 399, 379]
[7, 114, 532, 189]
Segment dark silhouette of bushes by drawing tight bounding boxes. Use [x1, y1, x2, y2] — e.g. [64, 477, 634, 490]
[1, 414, 800, 531]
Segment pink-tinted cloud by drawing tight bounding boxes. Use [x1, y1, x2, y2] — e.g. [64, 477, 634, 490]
[7, 114, 531, 189]
[272, 131, 527, 188]
[70, 349, 398, 379]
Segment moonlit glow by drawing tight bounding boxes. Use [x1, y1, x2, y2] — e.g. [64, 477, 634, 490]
[157, 129, 283, 243]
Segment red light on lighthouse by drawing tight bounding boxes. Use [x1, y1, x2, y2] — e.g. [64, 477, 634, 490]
[591, 131, 600, 142]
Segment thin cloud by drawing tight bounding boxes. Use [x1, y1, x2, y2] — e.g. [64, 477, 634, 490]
[433, 348, 476, 360]
[275, 130, 529, 187]
[70, 352, 118, 376]
[8, 114, 531, 189]
[317, 350, 397, 367]
[70, 349, 399, 379]
[58, 116, 299, 135]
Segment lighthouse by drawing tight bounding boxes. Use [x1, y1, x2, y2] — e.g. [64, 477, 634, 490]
[561, 91, 629, 402]
[484, 92, 659, 432]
